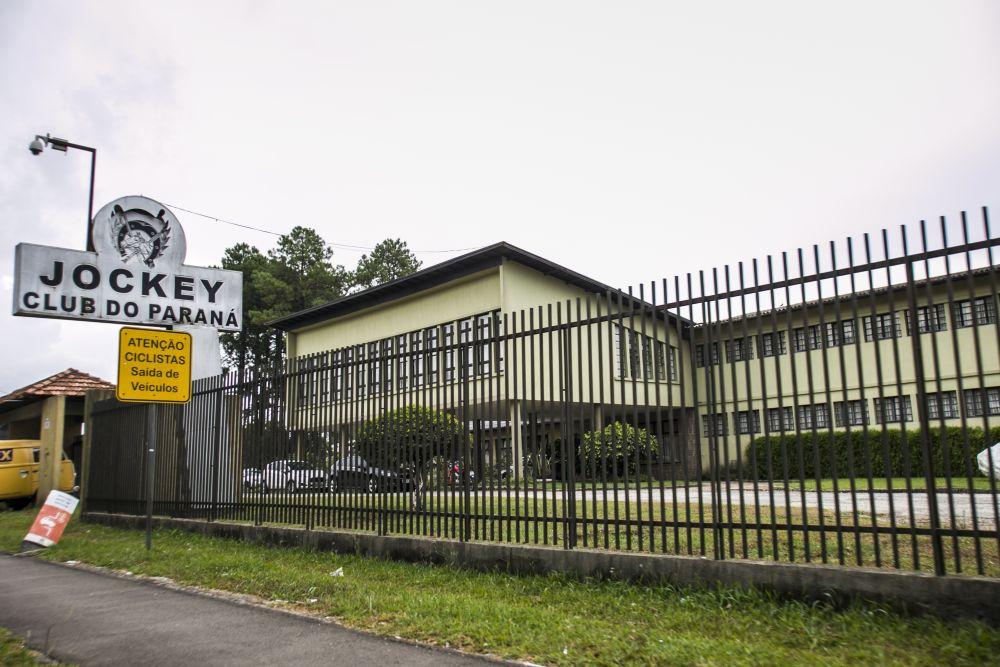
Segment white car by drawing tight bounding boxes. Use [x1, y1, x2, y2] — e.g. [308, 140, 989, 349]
[261, 460, 328, 493]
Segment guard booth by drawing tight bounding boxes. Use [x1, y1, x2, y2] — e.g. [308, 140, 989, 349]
[0, 368, 115, 504]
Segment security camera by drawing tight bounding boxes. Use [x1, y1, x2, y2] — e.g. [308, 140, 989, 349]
[28, 137, 45, 155]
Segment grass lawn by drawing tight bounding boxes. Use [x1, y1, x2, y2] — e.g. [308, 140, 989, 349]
[1, 510, 999, 665]
[211, 491, 1000, 576]
[0, 627, 71, 666]
[774, 477, 996, 493]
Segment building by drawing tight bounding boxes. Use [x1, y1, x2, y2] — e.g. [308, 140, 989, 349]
[269, 242, 1000, 476]
[0, 368, 116, 496]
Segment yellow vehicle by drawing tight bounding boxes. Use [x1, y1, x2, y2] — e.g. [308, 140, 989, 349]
[0, 440, 76, 510]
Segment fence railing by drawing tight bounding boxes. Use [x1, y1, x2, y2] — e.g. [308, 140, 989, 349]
[86, 208, 1000, 577]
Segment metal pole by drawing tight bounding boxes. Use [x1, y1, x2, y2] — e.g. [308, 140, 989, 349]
[86, 148, 96, 251]
[145, 403, 157, 551]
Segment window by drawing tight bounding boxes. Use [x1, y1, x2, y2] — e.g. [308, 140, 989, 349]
[628, 331, 642, 378]
[834, 400, 869, 427]
[396, 335, 408, 390]
[797, 403, 830, 430]
[701, 413, 728, 437]
[616, 327, 675, 381]
[474, 313, 494, 376]
[758, 331, 787, 357]
[409, 331, 424, 387]
[925, 391, 959, 420]
[792, 321, 855, 351]
[424, 327, 439, 383]
[953, 296, 997, 328]
[792, 325, 823, 352]
[824, 319, 856, 347]
[905, 304, 947, 334]
[863, 312, 903, 341]
[355, 344, 366, 396]
[734, 410, 761, 435]
[726, 337, 755, 363]
[766, 406, 794, 432]
[654, 341, 667, 381]
[874, 396, 913, 423]
[443, 323, 456, 381]
[695, 342, 720, 367]
[964, 387, 1000, 417]
[332, 349, 349, 399]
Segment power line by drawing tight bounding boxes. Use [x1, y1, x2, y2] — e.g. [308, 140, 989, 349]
[156, 200, 480, 254]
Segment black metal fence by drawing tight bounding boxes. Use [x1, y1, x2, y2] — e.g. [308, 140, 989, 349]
[86, 209, 1000, 576]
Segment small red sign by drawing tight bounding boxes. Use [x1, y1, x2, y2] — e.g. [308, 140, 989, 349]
[25, 490, 79, 548]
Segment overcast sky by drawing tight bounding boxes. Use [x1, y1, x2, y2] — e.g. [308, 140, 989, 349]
[0, 1, 998, 392]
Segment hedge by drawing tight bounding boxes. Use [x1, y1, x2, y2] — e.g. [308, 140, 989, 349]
[743, 426, 1000, 480]
[581, 422, 659, 477]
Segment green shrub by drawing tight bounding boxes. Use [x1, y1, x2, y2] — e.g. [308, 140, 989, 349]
[581, 421, 659, 477]
[743, 426, 1000, 480]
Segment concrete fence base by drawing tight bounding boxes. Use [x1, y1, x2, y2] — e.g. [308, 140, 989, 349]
[83, 512, 1000, 624]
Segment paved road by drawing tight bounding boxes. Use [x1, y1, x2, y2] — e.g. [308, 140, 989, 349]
[0, 554, 496, 666]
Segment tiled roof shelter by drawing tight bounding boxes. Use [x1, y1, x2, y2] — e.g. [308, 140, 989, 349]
[0, 368, 115, 405]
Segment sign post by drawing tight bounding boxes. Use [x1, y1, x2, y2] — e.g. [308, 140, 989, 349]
[116, 326, 193, 550]
[12, 195, 242, 549]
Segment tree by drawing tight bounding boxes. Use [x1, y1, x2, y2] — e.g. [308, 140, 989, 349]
[221, 231, 422, 372]
[352, 238, 422, 291]
[355, 406, 469, 509]
[219, 243, 273, 371]
[255, 226, 351, 326]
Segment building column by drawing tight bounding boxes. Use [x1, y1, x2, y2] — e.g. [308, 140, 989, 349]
[508, 400, 523, 478]
[36, 395, 67, 506]
[593, 403, 605, 430]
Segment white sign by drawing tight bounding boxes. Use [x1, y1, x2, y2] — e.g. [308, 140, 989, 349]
[12, 196, 243, 331]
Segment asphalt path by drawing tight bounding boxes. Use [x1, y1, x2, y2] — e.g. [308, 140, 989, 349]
[0, 553, 499, 666]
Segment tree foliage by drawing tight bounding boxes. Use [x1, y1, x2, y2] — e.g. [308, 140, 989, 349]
[220, 229, 420, 370]
[355, 405, 470, 509]
[355, 405, 469, 470]
[352, 238, 422, 291]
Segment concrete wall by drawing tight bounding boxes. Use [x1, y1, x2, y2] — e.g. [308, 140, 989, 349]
[85, 512, 1000, 624]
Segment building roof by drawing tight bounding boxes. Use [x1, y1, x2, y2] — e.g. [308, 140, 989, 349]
[0, 368, 115, 405]
[687, 265, 1000, 330]
[269, 242, 634, 331]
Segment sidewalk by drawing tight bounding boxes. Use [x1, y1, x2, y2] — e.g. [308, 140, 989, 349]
[0, 554, 497, 666]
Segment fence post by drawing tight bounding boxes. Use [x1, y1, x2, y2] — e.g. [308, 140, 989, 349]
[145, 404, 157, 551]
[563, 324, 577, 549]
[210, 379, 223, 522]
[904, 255, 947, 575]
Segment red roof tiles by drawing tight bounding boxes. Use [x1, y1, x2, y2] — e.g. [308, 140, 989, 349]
[0, 368, 115, 403]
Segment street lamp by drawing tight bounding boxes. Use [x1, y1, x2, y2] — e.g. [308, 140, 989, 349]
[29, 133, 98, 252]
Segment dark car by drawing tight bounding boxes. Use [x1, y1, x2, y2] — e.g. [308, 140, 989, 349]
[329, 455, 415, 493]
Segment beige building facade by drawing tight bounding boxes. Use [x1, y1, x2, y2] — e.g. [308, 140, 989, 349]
[271, 243, 999, 476]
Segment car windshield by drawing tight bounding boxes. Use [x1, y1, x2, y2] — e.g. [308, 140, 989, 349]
[337, 456, 366, 467]
[286, 461, 313, 470]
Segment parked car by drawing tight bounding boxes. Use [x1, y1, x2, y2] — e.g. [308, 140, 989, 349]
[261, 460, 328, 493]
[0, 440, 76, 510]
[329, 455, 415, 493]
[242, 467, 263, 490]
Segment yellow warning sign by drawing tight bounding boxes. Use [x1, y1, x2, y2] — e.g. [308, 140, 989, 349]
[116, 327, 192, 403]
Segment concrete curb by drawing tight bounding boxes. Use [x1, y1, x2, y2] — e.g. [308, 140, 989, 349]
[83, 512, 1000, 624]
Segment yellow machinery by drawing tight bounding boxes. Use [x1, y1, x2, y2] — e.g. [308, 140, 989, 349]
[0, 440, 76, 510]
